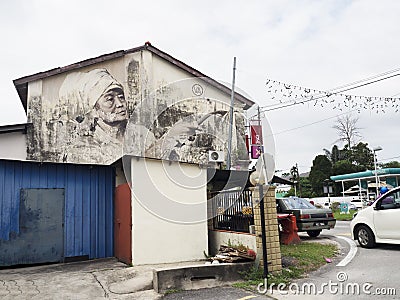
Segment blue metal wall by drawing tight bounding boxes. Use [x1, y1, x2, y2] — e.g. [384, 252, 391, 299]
[0, 159, 114, 259]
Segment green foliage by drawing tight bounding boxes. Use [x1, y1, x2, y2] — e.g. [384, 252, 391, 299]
[330, 202, 340, 210]
[309, 155, 332, 196]
[226, 239, 249, 251]
[234, 242, 338, 291]
[164, 289, 183, 295]
[331, 160, 360, 175]
[380, 161, 400, 168]
[332, 209, 357, 221]
[349, 142, 374, 169]
[331, 145, 341, 164]
[307, 142, 376, 196]
[285, 177, 314, 198]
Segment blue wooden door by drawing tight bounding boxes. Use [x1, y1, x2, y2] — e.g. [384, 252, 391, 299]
[0, 188, 64, 266]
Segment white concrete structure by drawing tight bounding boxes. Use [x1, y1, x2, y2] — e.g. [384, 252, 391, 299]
[208, 230, 256, 256]
[130, 157, 208, 264]
[0, 125, 27, 161]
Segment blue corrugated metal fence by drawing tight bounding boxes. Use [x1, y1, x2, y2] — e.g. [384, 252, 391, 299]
[0, 159, 114, 260]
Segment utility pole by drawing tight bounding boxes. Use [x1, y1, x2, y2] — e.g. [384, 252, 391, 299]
[226, 57, 236, 170]
[257, 105, 269, 282]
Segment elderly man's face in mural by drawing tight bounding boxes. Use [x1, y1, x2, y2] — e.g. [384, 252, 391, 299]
[95, 87, 128, 124]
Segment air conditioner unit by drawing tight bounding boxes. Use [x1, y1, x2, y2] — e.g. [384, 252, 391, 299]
[208, 151, 225, 163]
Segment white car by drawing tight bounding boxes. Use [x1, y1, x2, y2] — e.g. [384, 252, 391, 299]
[350, 186, 400, 248]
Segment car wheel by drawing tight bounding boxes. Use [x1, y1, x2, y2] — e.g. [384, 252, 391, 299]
[307, 230, 321, 237]
[356, 225, 375, 248]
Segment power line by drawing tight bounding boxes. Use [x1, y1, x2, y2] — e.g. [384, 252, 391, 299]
[268, 90, 400, 137]
[261, 72, 400, 113]
[378, 155, 400, 162]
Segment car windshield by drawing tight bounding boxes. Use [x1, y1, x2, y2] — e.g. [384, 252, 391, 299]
[283, 198, 315, 209]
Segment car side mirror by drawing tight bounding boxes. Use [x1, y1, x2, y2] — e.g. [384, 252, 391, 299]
[374, 203, 383, 210]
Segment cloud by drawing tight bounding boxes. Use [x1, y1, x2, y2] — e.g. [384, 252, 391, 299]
[1, 0, 399, 171]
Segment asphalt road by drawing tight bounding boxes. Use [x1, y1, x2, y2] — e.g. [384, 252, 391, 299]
[275, 221, 400, 299]
[163, 221, 400, 300]
[162, 286, 268, 300]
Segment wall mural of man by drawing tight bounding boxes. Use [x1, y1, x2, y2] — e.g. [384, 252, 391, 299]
[26, 64, 248, 168]
[55, 68, 146, 164]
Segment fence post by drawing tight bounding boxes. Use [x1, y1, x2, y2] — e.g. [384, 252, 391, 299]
[252, 186, 282, 273]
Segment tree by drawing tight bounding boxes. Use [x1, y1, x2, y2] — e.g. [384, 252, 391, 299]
[332, 114, 362, 148]
[285, 177, 313, 198]
[331, 145, 341, 164]
[331, 160, 360, 175]
[324, 145, 341, 164]
[309, 155, 332, 196]
[380, 161, 400, 168]
[348, 142, 374, 170]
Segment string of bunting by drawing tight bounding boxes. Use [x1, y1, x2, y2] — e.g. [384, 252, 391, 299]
[264, 79, 400, 113]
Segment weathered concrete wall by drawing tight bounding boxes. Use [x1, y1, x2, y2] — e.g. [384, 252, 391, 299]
[25, 49, 248, 168]
[208, 230, 257, 256]
[130, 157, 208, 265]
[153, 262, 254, 293]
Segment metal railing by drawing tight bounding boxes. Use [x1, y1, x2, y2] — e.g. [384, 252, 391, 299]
[210, 189, 254, 233]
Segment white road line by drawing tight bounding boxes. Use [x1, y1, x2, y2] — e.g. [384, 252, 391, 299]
[336, 236, 358, 267]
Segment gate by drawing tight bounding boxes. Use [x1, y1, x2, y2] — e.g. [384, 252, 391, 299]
[114, 183, 132, 264]
[0, 188, 64, 266]
[211, 189, 254, 233]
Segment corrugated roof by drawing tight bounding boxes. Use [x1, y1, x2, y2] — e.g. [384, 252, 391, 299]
[13, 42, 254, 112]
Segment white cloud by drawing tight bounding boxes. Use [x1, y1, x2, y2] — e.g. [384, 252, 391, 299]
[1, 0, 399, 172]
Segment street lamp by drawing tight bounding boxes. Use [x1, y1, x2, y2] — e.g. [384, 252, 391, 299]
[373, 146, 383, 198]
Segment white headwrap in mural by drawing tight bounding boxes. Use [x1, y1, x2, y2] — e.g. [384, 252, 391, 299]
[59, 68, 124, 120]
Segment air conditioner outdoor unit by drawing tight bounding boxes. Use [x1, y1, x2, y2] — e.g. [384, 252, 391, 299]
[208, 150, 225, 163]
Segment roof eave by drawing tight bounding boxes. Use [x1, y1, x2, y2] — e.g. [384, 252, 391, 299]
[0, 123, 30, 134]
[13, 43, 254, 112]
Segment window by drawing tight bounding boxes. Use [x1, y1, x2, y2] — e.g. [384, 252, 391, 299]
[379, 190, 400, 210]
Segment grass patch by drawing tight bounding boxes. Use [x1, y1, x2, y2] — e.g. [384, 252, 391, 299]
[233, 242, 338, 291]
[164, 289, 183, 295]
[332, 209, 357, 221]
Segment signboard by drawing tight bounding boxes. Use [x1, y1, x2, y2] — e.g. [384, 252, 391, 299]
[250, 124, 263, 159]
[340, 202, 349, 214]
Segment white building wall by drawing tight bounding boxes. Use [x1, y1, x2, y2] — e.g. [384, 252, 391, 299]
[208, 230, 257, 256]
[131, 157, 208, 265]
[0, 132, 27, 161]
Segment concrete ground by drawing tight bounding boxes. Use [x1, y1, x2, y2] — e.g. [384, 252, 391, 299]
[0, 258, 162, 300]
[0, 258, 247, 300]
[0, 232, 348, 299]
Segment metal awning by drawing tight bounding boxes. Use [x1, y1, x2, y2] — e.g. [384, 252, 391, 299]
[330, 168, 400, 182]
[330, 168, 400, 199]
[207, 169, 294, 192]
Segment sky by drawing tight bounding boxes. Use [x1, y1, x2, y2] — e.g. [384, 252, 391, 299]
[1, 0, 399, 175]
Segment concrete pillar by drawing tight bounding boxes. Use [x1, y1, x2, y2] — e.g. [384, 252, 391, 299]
[252, 186, 282, 273]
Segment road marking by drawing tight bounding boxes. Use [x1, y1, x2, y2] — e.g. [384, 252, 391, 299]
[237, 296, 257, 300]
[336, 236, 358, 267]
[337, 233, 351, 237]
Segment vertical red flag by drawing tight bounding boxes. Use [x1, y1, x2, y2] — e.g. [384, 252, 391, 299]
[250, 124, 263, 159]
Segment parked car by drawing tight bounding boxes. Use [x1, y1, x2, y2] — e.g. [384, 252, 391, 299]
[348, 203, 358, 210]
[276, 197, 336, 237]
[350, 186, 400, 248]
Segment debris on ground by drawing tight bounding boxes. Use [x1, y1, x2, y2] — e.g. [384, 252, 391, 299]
[210, 245, 256, 263]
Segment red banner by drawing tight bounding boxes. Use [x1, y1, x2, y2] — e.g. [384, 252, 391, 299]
[250, 124, 263, 145]
[250, 124, 263, 159]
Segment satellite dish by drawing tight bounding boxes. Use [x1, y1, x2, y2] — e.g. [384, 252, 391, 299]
[249, 153, 275, 185]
